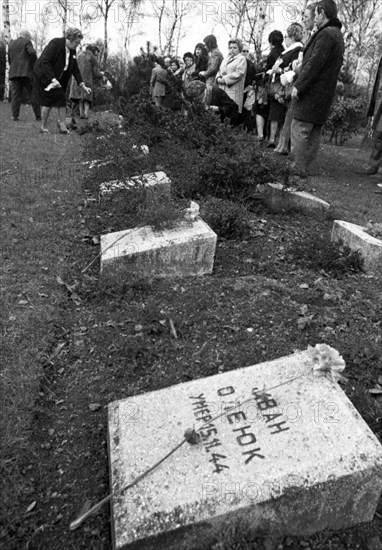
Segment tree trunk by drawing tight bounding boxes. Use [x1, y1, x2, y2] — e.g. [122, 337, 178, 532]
[103, 7, 109, 64]
[2, 0, 11, 101]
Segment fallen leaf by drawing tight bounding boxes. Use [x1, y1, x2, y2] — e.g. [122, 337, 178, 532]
[25, 501, 36, 514]
[89, 403, 101, 411]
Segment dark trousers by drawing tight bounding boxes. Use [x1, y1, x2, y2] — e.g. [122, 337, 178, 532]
[368, 130, 382, 171]
[11, 77, 41, 119]
[291, 119, 323, 177]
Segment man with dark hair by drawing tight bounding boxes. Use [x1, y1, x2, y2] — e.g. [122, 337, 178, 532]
[290, 0, 344, 181]
[199, 35, 223, 85]
[365, 55, 382, 175]
[8, 30, 41, 121]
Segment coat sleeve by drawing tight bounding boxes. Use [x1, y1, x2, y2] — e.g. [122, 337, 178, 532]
[71, 55, 83, 85]
[91, 55, 102, 79]
[220, 55, 247, 87]
[39, 39, 60, 82]
[204, 50, 221, 80]
[25, 41, 38, 68]
[294, 31, 338, 95]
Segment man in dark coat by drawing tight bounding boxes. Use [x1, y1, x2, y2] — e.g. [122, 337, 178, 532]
[290, 0, 344, 178]
[365, 55, 382, 175]
[8, 30, 41, 121]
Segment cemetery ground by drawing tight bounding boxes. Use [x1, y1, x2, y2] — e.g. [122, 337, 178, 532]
[1, 100, 382, 550]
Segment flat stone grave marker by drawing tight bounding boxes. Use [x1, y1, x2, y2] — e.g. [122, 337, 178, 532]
[99, 171, 170, 198]
[100, 215, 216, 278]
[108, 348, 382, 550]
[331, 220, 382, 273]
[264, 183, 330, 213]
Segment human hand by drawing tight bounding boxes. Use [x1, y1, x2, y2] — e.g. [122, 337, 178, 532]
[81, 84, 92, 95]
[291, 87, 299, 100]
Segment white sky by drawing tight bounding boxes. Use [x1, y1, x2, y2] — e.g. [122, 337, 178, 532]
[2, 0, 304, 57]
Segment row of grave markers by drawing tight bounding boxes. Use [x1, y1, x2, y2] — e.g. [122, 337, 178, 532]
[83, 156, 382, 549]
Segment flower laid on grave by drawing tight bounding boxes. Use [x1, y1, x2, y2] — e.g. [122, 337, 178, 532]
[308, 343, 346, 383]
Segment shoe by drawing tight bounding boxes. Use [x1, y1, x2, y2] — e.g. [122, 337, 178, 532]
[266, 141, 276, 148]
[58, 122, 69, 134]
[35, 116, 42, 121]
[12, 117, 19, 121]
[39, 128, 50, 134]
[275, 150, 288, 155]
[70, 117, 77, 129]
[365, 166, 379, 175]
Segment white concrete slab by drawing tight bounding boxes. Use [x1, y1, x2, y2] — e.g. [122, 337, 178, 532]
[100, 171, 170, 197]
[100, 218, 217, 278]
[331, 220, 382, 273]
[264, 183, 330, 213]
[108, 349, 382, 550]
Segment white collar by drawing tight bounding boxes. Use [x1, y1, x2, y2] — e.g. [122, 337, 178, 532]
[283, 41, 303, 54]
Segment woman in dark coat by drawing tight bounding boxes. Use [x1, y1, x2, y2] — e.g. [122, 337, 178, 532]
[192, 43, 208, 79]
[254, 30, 284, 140]
[33, 28, 91, 133]
[267, 23, 303, 147]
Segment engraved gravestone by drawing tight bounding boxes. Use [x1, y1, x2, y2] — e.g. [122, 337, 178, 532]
[100, 216, 217, 278]
[108, 349, 382, 550]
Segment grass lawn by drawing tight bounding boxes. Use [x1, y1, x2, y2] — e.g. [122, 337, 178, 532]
[1, 100, 381, 550]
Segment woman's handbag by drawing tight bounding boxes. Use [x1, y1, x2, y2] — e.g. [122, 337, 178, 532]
[256, 83, 268, 106]
[267, 79, 283, 100]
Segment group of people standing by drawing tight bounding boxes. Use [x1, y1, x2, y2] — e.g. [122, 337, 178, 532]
[6, 1, 381, 178]
[149, 0, 381, 181]
[8, 27, 103, 133]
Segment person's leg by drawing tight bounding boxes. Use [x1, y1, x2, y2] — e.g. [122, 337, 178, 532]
[79, 100, 85, 117]
[366, 130, 382, 174]
[290, 119, 315, 177]
[40, 106, 51, 131]
[268, 120, 278, 145]
[256, 114, 265, 139]
[305, 124, 323, 176]
[276, 101, 294, 153]
[57, 106, 69, 133]
[10, 78, 23, 120]
[24, 77, 41, 119]
[83, 100, 90, 119]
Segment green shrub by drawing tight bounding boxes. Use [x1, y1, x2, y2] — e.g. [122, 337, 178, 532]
[323, 95, 365, 145]
[201, 197, 253, 239]
[289, 233, 364, 274]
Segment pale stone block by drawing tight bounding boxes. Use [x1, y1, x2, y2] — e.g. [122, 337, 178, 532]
[108, 349, 382, 549]
[331, 220, 382, 273]
[100, 218, 217, 278]
[100, 171, 170, 198]
[264, 183, 330, 213]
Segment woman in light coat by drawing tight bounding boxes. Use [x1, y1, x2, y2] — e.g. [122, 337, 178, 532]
[216, 38, 247, 113]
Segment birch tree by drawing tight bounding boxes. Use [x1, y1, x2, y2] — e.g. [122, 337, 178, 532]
[337, 0, 381, 86]
[2, 0, 11, 99]
[150, 0, 194, 56]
